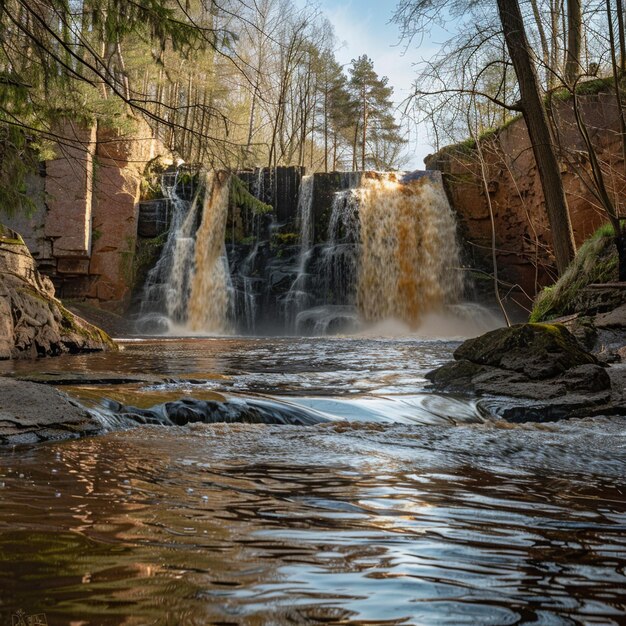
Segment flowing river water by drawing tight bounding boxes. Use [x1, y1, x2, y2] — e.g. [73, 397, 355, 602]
[1, 336, 625, 625]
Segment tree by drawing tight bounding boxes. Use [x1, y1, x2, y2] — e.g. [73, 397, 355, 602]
[496, 0, 576, 274]
[394, 0, 577, 275]
[565, 0, 583, 83]
[348, 55, 404, 170]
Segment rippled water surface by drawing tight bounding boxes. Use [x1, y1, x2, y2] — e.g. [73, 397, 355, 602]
[1, 337, 625, 625]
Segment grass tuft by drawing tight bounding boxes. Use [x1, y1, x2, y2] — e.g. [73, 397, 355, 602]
[530, 223, 618, 322]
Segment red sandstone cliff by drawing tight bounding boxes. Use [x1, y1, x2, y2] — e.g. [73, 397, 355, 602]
[3, 119, 170, 312]
[426, 92, 624, 304]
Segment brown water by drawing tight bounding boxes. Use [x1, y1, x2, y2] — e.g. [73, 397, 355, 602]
[1, 337, 625, 625]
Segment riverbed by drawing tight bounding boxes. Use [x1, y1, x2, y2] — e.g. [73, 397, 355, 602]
[1, 337, 625, 625]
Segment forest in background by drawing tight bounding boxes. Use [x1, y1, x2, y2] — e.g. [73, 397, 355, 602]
[0, 0, 406, 212]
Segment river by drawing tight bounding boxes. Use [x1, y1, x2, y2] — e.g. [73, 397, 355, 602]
[1, 336, 625, 625]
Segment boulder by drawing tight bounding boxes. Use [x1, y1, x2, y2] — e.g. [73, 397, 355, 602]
[0, 225, 116, 359]
[426, 323, 625, 422]
[453, 323, 597, 379]
[107, 396, 330, 426]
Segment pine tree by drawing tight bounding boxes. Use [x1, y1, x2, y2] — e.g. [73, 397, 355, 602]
[348, 55, 403, 170]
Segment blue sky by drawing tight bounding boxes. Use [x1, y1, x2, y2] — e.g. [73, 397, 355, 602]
[312, 0, 443, 168]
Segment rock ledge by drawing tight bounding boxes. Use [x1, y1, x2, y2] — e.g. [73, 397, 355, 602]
[1, 225, 116, 359]
[426, 323, 626, 422]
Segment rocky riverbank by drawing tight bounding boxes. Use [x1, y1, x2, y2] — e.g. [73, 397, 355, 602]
[0, 225, 116, 359]
[426, 323, 626, 422]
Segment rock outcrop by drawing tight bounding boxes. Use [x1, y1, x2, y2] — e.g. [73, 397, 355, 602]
[2, 120, 170, 311]
[0, 226, 116, 359]
[426, 323, 626, 422]
[426, 91, 624, 303]
[532, 280, 626, 362]
[0, 377, 100, 446]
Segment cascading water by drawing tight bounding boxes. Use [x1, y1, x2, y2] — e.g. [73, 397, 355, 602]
[283, 174, 314, 329]
[138, 170, 232, 334]
[187, 171, 233, 333]
[138, 170, 201, 332]
[289, 170, 461, 334]
[138, 167, 469, 336]
[356, 171, 462, 328]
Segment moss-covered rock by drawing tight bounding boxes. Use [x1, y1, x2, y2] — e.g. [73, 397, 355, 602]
[425, 323, 623, 422]
[454, 323, 597, 380]
[530, 224, 618, 322]
[229, 175, 273, 215]
[1, 226, 116, 359]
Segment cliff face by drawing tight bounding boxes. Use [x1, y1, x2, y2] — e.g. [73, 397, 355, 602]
[3, 120, 169, 312]
[426, 92, 624, 304]
[0, 226, 115, 359]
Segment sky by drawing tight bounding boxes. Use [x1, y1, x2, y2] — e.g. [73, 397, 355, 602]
[311, 0, 443, 169]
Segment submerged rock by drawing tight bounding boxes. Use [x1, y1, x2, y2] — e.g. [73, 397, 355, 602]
[0, 225, 116, 359]
[426, 323, 625, 422]
[107, 396, 330, 427]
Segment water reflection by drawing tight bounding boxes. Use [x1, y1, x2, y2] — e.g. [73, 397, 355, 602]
[0, 337, 455, 397]
[1, 338, 625, 624]
[1, 420, 625, 625]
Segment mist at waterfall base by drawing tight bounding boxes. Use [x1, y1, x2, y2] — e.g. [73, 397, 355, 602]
[137, 169, 501, 338]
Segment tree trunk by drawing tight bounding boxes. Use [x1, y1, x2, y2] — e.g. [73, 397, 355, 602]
[497, 0, 576, 274]
[606, 0, 626, 165]
[324, 85, 329, 173]
[529, 0, 552, 88]
[565, 0, 582, 83]
[361, 99, 367, 171]
[617, 0, 626, 72]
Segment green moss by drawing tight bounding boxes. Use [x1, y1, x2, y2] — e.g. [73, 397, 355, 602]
[58, 304, 116, 349]
[0, 224, 25, 245]
[133, 231, 167, 291]
[530, 223, 619, 322]
[438, 137, 477, 158]
[16, 285, 49, 303]
[119, 234, 137, 288]
[229, 175, 273, 215]
[549, 76, 620, 103]
[433, 114, 523, 162]
[177, 170, 197, 187]
[141, 156, 170, 201]
[272, 232, 299, 246]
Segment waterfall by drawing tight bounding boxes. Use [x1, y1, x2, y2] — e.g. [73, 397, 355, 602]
[187, 171, 233, 333]
[138, 170, 232, 334]
[320, 188, 360, 306]
[283, 175, 314, 328]
[138, 167, 465, 336]
[356, 172, 462, 328]
[138, 170, 201, 332]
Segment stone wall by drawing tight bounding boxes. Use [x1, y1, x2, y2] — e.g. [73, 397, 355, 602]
[426, 92, 624, 305]
[2, 119, 168, 311]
